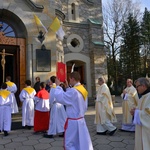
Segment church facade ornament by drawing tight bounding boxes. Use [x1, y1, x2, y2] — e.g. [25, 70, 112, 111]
[0, 0, 105, 103]
[0, 32, 16, 45]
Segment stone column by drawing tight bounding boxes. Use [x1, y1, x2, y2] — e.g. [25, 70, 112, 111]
[88, 19, 106, 98]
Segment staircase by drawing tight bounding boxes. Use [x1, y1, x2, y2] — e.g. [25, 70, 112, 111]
[11, 107, 22, 130]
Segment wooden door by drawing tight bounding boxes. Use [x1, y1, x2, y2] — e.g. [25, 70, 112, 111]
[0, 33, 26, 106]
[0, 45, 20, 105]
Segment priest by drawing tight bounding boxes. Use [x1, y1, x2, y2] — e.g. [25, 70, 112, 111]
[131, 77, 150, 150]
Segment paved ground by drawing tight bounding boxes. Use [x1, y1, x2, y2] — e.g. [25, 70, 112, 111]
[0, 96, 135, 150]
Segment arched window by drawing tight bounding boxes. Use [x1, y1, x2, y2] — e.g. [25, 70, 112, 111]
[71, 3, 76, 20]
[68, 0, 79, 22]
[0, 21, 15, 37]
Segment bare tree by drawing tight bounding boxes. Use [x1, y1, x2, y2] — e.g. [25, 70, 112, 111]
[103, 0, 141, 92]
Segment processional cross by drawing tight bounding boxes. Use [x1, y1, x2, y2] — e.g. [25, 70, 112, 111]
[0, 49, 13, 82]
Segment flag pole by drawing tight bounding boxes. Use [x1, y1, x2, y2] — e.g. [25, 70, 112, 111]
[71, 63, 75, 73]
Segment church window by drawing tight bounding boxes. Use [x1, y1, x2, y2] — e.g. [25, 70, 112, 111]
[67, 34, 84, 52]
[71, 3, 76, 20]
[71, 38, 80, 47]
[0, 21, 15, 37]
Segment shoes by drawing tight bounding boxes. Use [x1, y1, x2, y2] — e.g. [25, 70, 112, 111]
[59, 132, 64, 137]
[27, 126, 32, 130]
[22, 126, 33, 130]
[119, 129, 135, 132]
[109, 128, 117, 136]
[119, 129, 127, 132]
[43, 134, 53, 138]
[97, 130, 108, 135]
[4, 131, 8, 136]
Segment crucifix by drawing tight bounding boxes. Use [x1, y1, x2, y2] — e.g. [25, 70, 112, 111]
[0, 49, 13, 82]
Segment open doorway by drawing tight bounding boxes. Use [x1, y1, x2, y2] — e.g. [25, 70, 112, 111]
[66, 60, 86, 86]
[0, 45, 20, 105]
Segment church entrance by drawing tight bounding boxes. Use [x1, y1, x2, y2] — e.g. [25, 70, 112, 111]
[0, 45, 20, 85]
[0, 9, 27, 106]
[0, 45, 20, 106]
[66, 61, 86, 86]
[0, 34, 26, 107]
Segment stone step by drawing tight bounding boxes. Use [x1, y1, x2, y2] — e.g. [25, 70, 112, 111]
[11, 108, 22, 130]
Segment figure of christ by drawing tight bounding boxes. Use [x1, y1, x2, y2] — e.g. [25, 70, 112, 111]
[0, 49, 13, 82]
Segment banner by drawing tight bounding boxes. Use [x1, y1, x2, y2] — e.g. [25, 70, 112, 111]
[34, 14, 48, 33]
[50, 17, 61, 32]
[56, 26, 65, 40]
[56, 62, 66, 82]
[71, 63, 75, 73]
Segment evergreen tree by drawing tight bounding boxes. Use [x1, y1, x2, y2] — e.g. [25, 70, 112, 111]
[120, 13, 141, 81]
[140, 8, 150, 76]
[103, 0, 141, 93]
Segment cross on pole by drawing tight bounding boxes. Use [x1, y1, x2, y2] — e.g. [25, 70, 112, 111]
[0, 49, 13, 82]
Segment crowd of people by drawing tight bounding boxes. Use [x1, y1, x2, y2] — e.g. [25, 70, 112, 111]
[0, 72, 93, 150]
[0, 73, 150, 150]
[95, 77, 150, 150]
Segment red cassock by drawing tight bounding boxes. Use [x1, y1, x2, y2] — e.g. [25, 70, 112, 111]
[56, 62, 66, 82]
[34, 89, 50, 132]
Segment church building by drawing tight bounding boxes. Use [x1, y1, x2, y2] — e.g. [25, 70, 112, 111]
[0, 0, 106, 105]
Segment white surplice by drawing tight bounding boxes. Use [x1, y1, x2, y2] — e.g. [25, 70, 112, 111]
[47, 84, 67, 135]
[19, 86, 36, 126]
[0, 90, 13, 132]
[54, 83, 93, 150]
[6, 81, 19, 114]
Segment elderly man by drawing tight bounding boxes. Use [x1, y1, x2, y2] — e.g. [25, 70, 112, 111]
[131, 77, 150, 150]
[120, 79, 138, 132]
[95, 77, 117, 136]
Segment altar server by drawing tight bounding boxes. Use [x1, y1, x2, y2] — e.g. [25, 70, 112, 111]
[44, 76, 67, 138]
[54, 72, 93, 150]
[0, 83, 13, 136]
[6, 76, 18, 114]
[34, 82, 50, 132]
[19, 80, 36, 129]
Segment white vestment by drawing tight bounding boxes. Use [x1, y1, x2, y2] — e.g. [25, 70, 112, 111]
[47, 83, 67, 135]
[6, 81, 19, 114]
[54, 83, 93, 150]
[133, 92, 150, 150]
[0, 90, 13, 132]
[19, 86, 36, 126]
[95, 83, 117, 132]
[121, 85, 137, 131]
